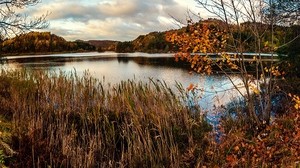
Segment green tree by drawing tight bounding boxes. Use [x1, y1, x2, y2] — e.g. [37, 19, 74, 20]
[277, 25, 300, 77]
[116, 41, 134, 53]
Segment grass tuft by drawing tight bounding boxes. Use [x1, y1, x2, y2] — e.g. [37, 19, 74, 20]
[0, 69, 212, 167]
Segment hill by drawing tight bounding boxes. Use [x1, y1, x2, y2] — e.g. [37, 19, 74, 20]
[115, 31, 173, 53]
[87, 40, 118, 52]
[115, 19, 227, 53]
[0, 32, 96, 55]
[1, 19, 299, 55]
[115, 18, 300, 54]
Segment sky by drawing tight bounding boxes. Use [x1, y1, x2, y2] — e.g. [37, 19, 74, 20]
[22, 0, 206, 41]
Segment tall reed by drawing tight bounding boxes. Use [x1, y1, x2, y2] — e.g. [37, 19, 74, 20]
[0, 69, 212, 167]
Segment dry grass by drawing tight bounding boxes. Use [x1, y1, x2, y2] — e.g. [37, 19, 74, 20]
[1, 69, 298, 167]
[0, 69, 212, 167]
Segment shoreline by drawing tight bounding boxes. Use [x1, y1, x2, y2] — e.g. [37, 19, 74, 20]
[0, 50, 97, 57]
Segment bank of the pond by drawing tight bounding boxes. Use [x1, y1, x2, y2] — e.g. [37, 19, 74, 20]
[0, 69, 299, 167]
[0, 69, 213, 167]
[0, 50, 98, 57]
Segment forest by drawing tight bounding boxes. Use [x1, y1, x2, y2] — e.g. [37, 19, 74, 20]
[116, 19, 300, 55]
[0, 32, 95, 55]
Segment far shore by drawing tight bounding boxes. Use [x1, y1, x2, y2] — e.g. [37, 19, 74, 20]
[0, 50, 100, 57]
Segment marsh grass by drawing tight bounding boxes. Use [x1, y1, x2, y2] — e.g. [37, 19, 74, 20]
[0, 69, 212, 167]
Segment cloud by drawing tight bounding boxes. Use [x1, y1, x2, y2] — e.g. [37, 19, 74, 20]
[98, 0, 139, 16]
[21, 0, 201, 41]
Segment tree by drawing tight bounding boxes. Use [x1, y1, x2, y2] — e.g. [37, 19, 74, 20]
[167, 0, 297, 130]
[263, 0, 300, 26]
[116, 41, 134, 53]
[0, 0, 48, 40]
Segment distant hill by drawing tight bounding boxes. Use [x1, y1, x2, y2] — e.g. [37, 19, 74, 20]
[1, 19, 299, 55]
[87, 40, 118, 52]
[115, 18, 300, 53]
[0, 32, 95, 55]
[115, 19, 227, 53]
[116, 31, 173, 53]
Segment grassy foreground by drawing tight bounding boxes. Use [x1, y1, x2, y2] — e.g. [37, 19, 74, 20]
[0, 69, 211, 167]
[0, 69, 299, 167]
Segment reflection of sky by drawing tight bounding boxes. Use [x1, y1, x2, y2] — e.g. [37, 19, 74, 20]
[1, 53, 245, 112]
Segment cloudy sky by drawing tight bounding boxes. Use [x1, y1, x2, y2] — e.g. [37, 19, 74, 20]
[22, 0, 207, 41]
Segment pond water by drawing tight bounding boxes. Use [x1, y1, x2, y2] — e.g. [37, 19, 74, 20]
[1, 52, 243, 112]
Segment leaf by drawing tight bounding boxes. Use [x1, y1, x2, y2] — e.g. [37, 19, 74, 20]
[250, 85, 260, 95]
[233, 146, 240, 151]
[226, 155, 238, 166]
[187, 83, 195, 91]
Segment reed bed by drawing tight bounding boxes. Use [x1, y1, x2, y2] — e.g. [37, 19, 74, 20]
[0, 69, 212, 167]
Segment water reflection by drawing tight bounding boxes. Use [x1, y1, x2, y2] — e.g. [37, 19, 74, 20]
[1, 52, 243, 111]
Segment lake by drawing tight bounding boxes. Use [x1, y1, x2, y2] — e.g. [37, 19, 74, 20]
[1, 52, 243, 112]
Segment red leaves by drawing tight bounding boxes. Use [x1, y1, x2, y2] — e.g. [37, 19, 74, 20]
[219, 108, 300, 167]
[187, 83, 195, 91]
[226, 155, 238, 166]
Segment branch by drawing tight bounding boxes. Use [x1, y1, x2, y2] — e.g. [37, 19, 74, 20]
[277, 34, 300, 49]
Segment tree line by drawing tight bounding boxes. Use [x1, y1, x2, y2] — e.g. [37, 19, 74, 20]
[115, 19, 299, 56]
[0, 20, 298, 56]
[0, 32, 95, 54]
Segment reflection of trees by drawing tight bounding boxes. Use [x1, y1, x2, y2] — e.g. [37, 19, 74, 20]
[6, 57, 67, 69]
[132, 57, 190, 69]
[117, 54, 129, 63]
[5, 61, 63, 71]
[6, 55, 192, 71]
[0, 57, 7, 64]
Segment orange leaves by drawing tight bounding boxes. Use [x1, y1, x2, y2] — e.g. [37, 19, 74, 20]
[187, 83, 196, 91]
[165, 22, 228, 75]
[291, 94, 300, 110]
[220, 53, 239, 70]
[218, 105, 300, 167]
[264, 66, 285, 77]
[189, 54, 213, 74]
[233, 145, 240, 152]
[250, 84, 260, 95]
[226, 155, 238, 166]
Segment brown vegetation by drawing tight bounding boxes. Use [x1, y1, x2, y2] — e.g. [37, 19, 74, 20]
[0, 69, 299, 167]
[0, 69, 212, 167]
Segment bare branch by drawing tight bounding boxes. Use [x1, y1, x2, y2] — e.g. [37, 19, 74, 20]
[0, 0, 48, 39]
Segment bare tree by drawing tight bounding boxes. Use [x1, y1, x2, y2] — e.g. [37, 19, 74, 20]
[263, 0, 300, 26]
[192, 0, 300, 128]
[167, 0, 300, 130]
[0, 0, 48, 39]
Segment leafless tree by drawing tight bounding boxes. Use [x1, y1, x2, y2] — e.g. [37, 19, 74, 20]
[263, 0, 300, 26]
[192, 0, 299, 129]
[0, 0, 48, 40]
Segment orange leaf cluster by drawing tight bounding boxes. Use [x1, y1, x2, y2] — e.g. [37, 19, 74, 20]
[264, 66, 285, 77]
[166, 22, 228, 74]
[292, 95, 300, 110]
[187, 83, 196, 92]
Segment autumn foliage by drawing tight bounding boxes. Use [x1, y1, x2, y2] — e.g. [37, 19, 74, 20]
[166, 21, 228, 74]
[165, 17, 300, 167]
[215, 106, 300, 167]
[0, 32, 95, 54]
